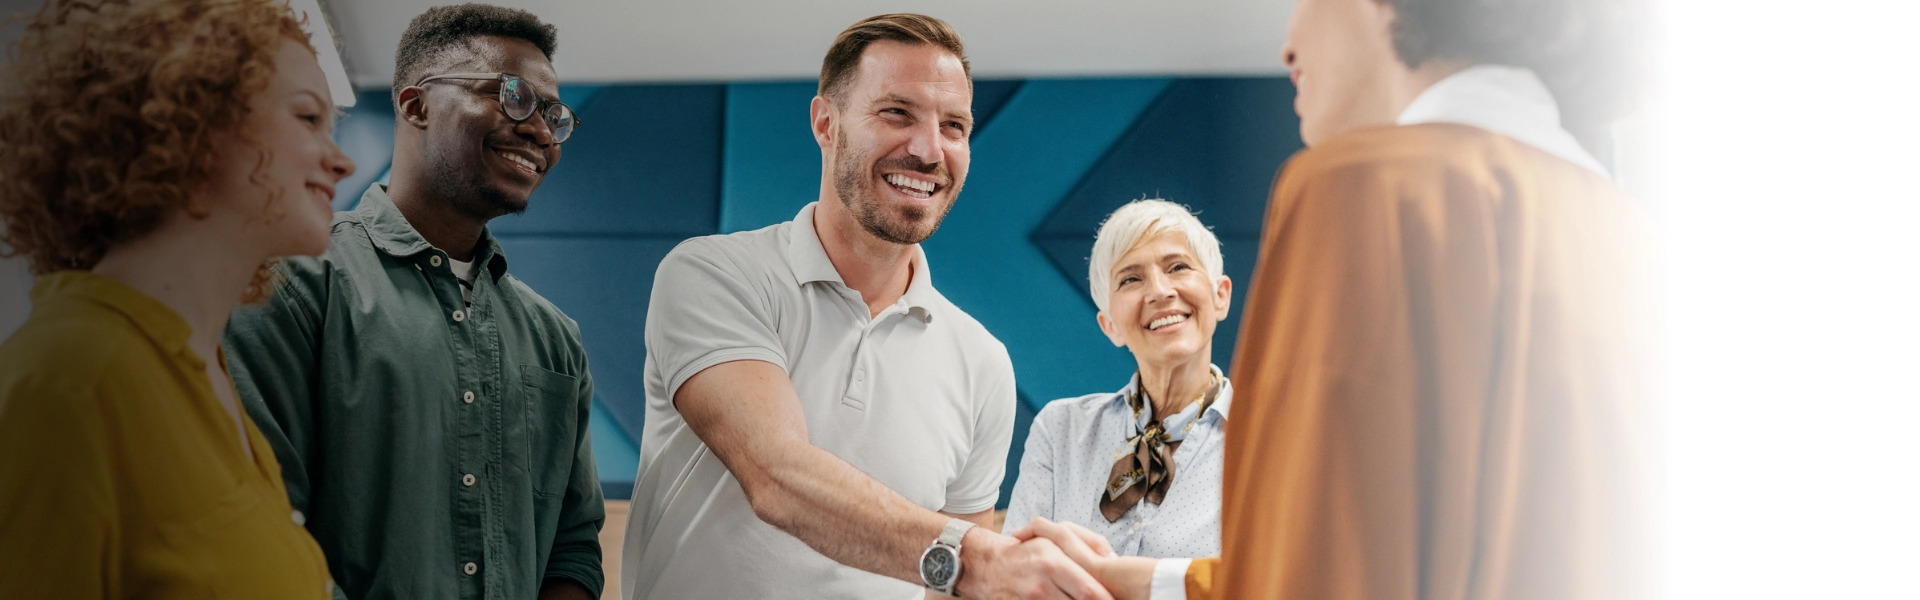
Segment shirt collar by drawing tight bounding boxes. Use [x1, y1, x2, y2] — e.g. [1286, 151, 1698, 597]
[1396, 65, 1610, 177]
[786, 202, 936, 321]
[352, 184, 509, 280]
[1117, 364, 1233, 425]
[34, 270, 193, 360]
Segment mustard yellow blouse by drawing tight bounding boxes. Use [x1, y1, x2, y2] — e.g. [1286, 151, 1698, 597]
[0, 271, 332, 598]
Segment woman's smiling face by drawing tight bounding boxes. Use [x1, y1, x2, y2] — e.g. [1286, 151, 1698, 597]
[1098, 230, 1233, 369]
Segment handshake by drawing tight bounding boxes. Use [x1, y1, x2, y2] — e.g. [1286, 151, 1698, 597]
[954, 518, 1164, 600]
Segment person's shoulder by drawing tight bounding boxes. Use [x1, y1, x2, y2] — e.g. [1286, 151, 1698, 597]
[497, 274, 583, 339]
[0, 308, 151, 405]
[266, 217, 376, 298]
[1286, 123, 1494, 173]
[669, 222, 788, 264]
[923, 295, 1013, 363]
[1033, 390, 1126, 433]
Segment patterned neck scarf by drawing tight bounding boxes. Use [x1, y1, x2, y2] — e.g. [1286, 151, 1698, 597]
[1100, 371, 1220, 522]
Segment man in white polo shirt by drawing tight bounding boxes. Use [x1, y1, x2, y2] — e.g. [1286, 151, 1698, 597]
[620, 13, 1111, 600]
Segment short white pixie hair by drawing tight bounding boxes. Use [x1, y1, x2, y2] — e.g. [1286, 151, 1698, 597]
[1088, 199, 1224, 313]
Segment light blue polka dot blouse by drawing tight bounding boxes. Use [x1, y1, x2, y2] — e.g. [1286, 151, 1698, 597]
[1002, 366, 1231, 558]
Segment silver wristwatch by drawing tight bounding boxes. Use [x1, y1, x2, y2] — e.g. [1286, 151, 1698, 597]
[919, 518, 976, 597]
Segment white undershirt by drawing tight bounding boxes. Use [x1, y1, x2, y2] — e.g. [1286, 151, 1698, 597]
[447, 256, 475, 304]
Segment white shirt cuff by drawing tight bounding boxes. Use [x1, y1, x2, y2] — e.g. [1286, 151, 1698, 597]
[1150, 558, 1193, 600]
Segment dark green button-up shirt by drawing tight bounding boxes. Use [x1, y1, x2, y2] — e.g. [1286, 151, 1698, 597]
[224, 185, 604, 600]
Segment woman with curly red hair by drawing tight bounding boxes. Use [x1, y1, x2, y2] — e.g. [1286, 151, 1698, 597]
[0, 0, 354, 595]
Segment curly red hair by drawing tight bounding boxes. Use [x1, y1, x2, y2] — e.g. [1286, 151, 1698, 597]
[0, 0, 312, 298]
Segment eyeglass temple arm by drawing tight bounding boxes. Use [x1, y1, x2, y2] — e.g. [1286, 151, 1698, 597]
[414, 72, 504, 86]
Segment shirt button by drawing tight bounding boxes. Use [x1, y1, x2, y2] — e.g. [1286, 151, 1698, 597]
[452, 309, 466, 322]
[291, 509, 305, 526]
[462, 473, 476, 487]
[1131, 520, 1144, 532]
[430, 255, 443, 267]
[463, 562, 478, 576]
[462, 391, 475, 404]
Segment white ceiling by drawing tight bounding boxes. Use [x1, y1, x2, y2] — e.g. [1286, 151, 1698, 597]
[325, 0, 1294, 89]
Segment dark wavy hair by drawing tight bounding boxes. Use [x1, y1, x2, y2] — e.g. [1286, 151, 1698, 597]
[391, 3, 557, 107]
[1381, 0, 1649, 128]
[0, 0, 310, 294]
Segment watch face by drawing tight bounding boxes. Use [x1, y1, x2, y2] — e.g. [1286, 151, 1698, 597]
[921, 546, 957, 587]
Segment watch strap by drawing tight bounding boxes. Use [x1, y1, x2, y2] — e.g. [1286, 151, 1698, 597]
[939, 518, 976, 548]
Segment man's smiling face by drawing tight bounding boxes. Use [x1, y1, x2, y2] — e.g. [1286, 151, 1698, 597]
[827, 40, 972, 246]
[420, 35, 561, 220]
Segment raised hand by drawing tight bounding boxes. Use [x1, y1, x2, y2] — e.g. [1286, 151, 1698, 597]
[955, 527, 1116, 600]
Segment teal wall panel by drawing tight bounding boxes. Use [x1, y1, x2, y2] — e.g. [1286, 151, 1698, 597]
[923, 78, 1176, 408]
[590, 396, 641, 499]
[720, 82, 823, 233]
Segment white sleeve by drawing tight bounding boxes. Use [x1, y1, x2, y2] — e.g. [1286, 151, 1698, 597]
[999, 401, 1059, 535]
[645, 239, 789, 402]
[942, 346, 1016, 514]
[1150, 558, 1194, 600]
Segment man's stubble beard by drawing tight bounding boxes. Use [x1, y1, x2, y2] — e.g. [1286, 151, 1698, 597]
[830, 128, 959, 246]
[423, 134, 531, 222]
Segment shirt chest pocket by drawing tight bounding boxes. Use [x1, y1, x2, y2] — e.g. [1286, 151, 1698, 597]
[516, 364, 580, 498]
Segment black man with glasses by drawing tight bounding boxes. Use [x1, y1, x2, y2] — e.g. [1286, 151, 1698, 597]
[223, 5, 604, 600]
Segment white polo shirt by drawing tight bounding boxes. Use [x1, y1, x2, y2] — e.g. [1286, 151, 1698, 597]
[621, 203, 1017, 600]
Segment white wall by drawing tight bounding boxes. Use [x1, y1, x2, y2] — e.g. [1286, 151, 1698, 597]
[327, 0, 1293, 87]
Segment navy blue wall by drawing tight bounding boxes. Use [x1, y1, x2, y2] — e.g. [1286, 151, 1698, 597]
[331, 77, 1303, 503]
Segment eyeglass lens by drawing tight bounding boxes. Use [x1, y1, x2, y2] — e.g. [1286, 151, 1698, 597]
[499, 76, 576, 142]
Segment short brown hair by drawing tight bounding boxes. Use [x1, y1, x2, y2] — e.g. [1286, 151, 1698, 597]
[818, 13, 970, 103]
[0, 0, 309, 278]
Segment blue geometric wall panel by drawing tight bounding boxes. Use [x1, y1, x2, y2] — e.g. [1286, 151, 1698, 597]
[331, 90, 398, 209]
[923, 77, 1175, 409]
[720, 82, 824, 234]
[496, 84, 722, 236]
[1033, 77, 1302, 376]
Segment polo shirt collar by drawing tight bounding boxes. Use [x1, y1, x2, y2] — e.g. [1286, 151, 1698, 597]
[35, 270, 193, 360]
[787, 202, 937, 321]
[352, 185, 510, 280]
[1117, 364, 1233, 423]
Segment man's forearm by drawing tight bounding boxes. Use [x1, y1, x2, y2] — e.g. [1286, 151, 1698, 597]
[746, 439, 951, 584]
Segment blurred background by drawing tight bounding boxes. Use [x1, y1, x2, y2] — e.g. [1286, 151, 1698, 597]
[2, 0, 1916, 598]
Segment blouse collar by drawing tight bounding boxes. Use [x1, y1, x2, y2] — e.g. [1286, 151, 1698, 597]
[1118, 364, 1233, 430]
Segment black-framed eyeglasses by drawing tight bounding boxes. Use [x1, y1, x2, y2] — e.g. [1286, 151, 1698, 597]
[416, 72, 579, 143]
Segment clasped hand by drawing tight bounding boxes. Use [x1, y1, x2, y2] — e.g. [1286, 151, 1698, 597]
[1003, 518, 1158, 600]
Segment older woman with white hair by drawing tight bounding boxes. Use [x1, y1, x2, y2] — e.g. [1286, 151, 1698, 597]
[1003, 198, 1233, 559]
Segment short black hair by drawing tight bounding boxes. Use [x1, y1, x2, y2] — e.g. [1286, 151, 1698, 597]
[1380, 0, 1648, 127]
[391, 3, 558, 107]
